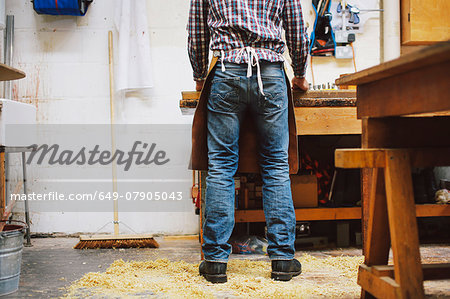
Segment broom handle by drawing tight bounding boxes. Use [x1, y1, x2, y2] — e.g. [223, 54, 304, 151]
[108, 31, 119, 236]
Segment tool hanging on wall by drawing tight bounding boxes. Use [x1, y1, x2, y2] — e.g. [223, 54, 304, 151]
[310, 0, 336, 56]
[334, 1, 355, 59]
[32, 0, 92, 16]
[337, 2, 360, 24]
[333, 1, 382, 59]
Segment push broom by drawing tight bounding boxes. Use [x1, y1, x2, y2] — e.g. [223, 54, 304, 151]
[74, 31, 159, 249]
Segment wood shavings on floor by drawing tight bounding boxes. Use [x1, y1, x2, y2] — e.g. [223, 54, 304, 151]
[64, 254, 364, 298]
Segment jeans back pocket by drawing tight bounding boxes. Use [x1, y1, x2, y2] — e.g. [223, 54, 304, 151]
[259, 78, 287, 114]
[208, 77, 240, 113]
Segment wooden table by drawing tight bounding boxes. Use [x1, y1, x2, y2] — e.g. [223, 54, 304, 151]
[335, 41, 450, 298]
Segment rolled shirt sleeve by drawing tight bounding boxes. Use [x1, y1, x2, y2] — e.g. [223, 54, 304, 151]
[187, 0, 210, 81]
[282, 0, 309, 78]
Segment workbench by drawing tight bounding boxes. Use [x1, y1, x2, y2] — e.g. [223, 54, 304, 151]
[335, 41, 450, 298]
[182, 90, 363, 224]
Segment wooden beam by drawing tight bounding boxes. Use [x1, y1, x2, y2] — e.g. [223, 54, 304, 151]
[362, 117, 450, 148]
[294, 107, 361, 135]
[415, 204, 450, 217]
[356, 61, 450, 118]
[235, 207, 362, 223]
[336, 41, 450, 86]
[358, 265, 401, 299]
[335, 148, 450, 169]
[372, 264, 450, 281]
[235, 204, 450, 223]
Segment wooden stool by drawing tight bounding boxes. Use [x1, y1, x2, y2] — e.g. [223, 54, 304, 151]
[335, 148, 450, 299]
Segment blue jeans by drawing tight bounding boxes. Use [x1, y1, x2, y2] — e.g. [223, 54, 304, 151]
[203, 61, 296, 262]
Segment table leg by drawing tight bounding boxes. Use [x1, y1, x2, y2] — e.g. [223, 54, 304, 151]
[22, 152, 31, 246]
[384, 150, 424, 298]
[361, 168, 390, 299]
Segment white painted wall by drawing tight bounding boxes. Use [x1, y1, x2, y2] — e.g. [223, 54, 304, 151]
[7, 0, 380, 234]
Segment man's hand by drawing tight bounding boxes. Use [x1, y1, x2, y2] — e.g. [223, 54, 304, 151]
[195, 80, 205, 92]
[292, 77, 309, 91]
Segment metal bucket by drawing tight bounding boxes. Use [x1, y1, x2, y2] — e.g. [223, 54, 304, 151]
[0, 220, 26, 296]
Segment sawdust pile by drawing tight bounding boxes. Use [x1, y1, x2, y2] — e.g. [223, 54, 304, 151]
[64, 254, 363, 298]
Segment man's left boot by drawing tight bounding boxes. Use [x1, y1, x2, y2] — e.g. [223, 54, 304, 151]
[199, 260, 227, 283]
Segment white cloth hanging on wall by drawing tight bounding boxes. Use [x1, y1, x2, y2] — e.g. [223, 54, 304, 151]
[114, 0, 154, 94]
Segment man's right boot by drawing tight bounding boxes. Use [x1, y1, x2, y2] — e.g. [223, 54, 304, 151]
[271, 259, 302, 281]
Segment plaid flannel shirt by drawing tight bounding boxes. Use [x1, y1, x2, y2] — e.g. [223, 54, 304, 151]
[187, 0, 309, 80]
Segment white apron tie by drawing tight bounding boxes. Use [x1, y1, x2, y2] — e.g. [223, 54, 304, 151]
[220, 47, 265, 96]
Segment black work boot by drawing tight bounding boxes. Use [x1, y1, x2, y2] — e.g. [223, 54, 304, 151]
[271, 259, 302, 281]
[199, 260, 227, 283]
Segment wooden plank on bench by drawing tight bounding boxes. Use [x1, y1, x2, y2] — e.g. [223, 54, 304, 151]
[181, 90, 357, 108]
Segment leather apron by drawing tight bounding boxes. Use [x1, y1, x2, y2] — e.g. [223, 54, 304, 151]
[190, 57, 299, 174]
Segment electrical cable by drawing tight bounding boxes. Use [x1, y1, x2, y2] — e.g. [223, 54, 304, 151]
[310, 55, 316, 86]
[351, 43, 357, 72]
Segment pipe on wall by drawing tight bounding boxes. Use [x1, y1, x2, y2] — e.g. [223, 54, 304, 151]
[381, 0, 401, 62]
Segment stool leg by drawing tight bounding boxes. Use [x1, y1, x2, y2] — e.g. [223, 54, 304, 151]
[384, 150, 424, 298]
[361, 168, 390, 299]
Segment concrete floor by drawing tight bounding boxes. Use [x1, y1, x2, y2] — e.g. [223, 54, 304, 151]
[4, 238, 450, 298]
